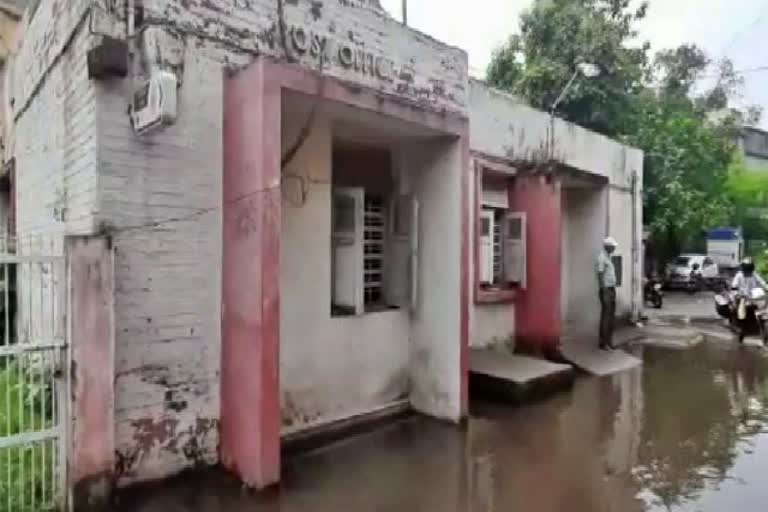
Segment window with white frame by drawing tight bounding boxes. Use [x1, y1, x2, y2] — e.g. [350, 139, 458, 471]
[332, 188, 418, 316]
[479, 177, 527, 289]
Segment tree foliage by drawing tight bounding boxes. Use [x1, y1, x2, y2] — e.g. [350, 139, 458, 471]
[725, 156, 768, 243]
[625, 105, 733, 258]
[487, 0, 649, 135]
[758, 251, 768, 276]
[487, 0, 762, 261]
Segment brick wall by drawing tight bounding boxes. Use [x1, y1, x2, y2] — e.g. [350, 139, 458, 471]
[100, 0, 466, 484]
[13, 0, 468, 486]
[14, 18, 97, 240]
[12, 0, 92, 125]
[12, 13, 98, 349]
[141, 0, 468, 114]
[97, 51, 223, 485]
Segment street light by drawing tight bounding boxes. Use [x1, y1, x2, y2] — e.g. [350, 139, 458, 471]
[547, 62, 601, 161]
[576, 62, 601, 78]
[550, 62, 601, 115]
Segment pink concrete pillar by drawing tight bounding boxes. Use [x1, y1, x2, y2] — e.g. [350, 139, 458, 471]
[221, 59, 282, 488]
[510, 174, 563, 356]
[67, 235, 115, 508]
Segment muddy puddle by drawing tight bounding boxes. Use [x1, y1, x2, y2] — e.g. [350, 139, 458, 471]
[115, 340, 768, 512]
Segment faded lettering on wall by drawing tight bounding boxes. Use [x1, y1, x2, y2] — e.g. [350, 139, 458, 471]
[288, 25, 395, 80]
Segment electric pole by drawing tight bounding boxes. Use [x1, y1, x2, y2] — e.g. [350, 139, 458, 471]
[402, 0, 408, 25]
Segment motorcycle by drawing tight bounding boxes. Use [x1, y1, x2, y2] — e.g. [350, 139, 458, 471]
[714, 286, 768, 344]
[644, 276, 664, 309]
[687, 263, 703, 294]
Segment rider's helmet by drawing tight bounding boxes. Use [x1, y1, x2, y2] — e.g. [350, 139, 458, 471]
[741, 257, 756, 276]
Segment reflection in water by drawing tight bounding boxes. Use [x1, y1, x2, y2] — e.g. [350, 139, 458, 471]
[635, 343, 768, 511]
[115, 341, 768, 512]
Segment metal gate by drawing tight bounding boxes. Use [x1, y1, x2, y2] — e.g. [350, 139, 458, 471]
[0, 238, 68, 512]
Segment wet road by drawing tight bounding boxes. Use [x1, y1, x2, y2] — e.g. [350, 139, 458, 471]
[115, 340, 768, 512]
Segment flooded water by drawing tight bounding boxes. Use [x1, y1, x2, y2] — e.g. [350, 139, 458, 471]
[115, 340, 768, 512]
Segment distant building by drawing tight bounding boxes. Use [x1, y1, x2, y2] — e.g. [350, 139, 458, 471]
[737, 126, 768, 172]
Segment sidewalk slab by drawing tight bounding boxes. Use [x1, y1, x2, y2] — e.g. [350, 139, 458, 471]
[559, 340, 642, 376]
[469, 349, 574, 403]
[636, 324, 705, 349]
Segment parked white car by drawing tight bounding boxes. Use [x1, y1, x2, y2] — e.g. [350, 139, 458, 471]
[666, 254, 719, 291]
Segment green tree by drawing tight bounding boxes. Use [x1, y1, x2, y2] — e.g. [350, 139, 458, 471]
[487, 0, 649, 136]
[487, 0, 758, 262]
[725, 155, 768, 243]
[758, 252, 768, 276]
[625, 103, 733, 259]
[627, 45, 750, 258]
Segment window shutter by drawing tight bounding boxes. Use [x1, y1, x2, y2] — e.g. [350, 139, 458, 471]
[332, 187, 364, 315]
[504, 212, 527, 288]
[385, 195, 418, 310]
[410, 197, 420, 310]
[481, 180, 509, 210]
[479, 210, 494, 284]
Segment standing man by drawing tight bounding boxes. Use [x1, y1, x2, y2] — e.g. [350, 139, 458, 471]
[596, 237, 618, 350]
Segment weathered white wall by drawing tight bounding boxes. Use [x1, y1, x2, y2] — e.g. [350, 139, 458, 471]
[280, 101, 411, 434]
[96, 52, 223, 486]
[14, 0, 468, 484]
[469, 79, 644, 323]
[471, 304, 515, 350]
[609, 186, 641, 319]
[11, 0, 92, 128]
[469, 80, 642, 189]
[13, 14, 97, 241]
[134, 0, 468, 113]
[11, 7, 98, 350]
[561, 187, 606, 335]
[407, 138, 463, 421]
[13, 2, 224, 482]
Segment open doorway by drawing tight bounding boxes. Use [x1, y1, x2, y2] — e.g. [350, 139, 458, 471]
[561, 176, 608, 337]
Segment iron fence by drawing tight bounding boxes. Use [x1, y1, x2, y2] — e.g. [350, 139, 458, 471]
[0, 236, 67, 512]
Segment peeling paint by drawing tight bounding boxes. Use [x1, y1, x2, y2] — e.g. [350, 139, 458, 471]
[16, 0, 469, 490]
[119, 0, 467, 113]
[131, 418, 180, 453]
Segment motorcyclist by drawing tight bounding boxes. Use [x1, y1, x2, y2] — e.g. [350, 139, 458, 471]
[732, 258, 767, 321]
[732, 257, 767, 295]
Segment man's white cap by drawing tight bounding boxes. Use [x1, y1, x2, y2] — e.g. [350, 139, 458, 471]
[603, 236, 618, 247]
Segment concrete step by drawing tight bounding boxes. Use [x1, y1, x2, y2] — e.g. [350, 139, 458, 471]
[634, 324, 705, 350]
[469, 349, 575, 403]
[647, 314, 722, 326]
[560, 336, 642, 376]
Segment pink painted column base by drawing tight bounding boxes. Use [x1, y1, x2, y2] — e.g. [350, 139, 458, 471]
[67, 235, 116, 508]
[221, 60, 282, 489]
[510, 175, 563, 356]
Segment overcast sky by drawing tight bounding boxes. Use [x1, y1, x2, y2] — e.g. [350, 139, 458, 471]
[379, 0, 768, 127]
